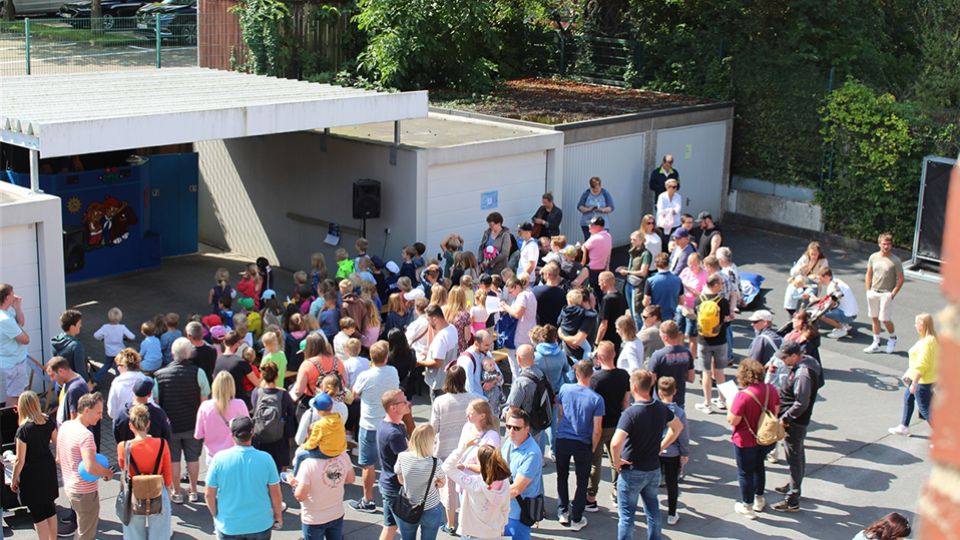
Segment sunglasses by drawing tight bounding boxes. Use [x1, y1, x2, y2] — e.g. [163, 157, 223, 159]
[505, 424, 525, 431]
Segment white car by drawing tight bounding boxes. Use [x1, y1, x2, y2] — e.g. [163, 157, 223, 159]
[2, 0, 68, 17]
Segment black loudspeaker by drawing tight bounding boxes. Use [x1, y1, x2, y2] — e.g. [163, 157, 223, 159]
[63, 226, 85, 274]
[353, 179, 381, 219]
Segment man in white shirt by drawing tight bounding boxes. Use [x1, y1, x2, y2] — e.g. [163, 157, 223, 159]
[516, 222, 540, 278]
[815, 268, 859, 339]
[417, 305, 458, 402]
[456, 330, 493, 396]
[351, 340, 400, 512]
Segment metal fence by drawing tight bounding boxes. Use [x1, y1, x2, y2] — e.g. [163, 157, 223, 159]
[525, 31, 639, 87]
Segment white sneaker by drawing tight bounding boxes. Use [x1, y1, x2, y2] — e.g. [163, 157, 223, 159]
[558, 511, 570, 525]
[734, 502, 757, 520]
[886, 337, 897, 354]
[863, 341, 882, 353]
[667, 514, 679, 526]
[569, 517, 588, 531]
[712, 398, 727, 411]
[695, 402, 713, 414]
[827, 327, 848, 339]
[753, 495, 766, 513]
[888, 425, 911, 437]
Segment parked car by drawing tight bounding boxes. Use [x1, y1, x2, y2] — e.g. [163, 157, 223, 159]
[1, 0, 66, 17]
[59, 0, 150, 29]
[134, 0, 195, 45]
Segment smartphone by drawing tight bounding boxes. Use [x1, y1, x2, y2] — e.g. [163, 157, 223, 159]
[280, 471, 292, 484]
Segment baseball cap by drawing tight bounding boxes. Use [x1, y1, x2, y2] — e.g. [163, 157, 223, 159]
[403, 288, 425, 302]
[210, 325, 227, 340]
[238, 297, 254, 310]
[518, 222, 534, 232]
[697, 211, 712, 221]
[132, 378, 154, 397]
[589, 216, 605, 227]
[230, 416, 254, 439]
[671, 228, 690, 239]
[370, 256, 386, 270]
[385, 260, 400, 274]
[776, 340, 803, 358]
[310, 392, 333, 411]
[261, 289, 277, 300]
[201, 314, 222, 329]
[748, 310, 774, 322]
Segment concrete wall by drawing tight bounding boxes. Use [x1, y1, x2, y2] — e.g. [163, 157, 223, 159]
[197, 132, 418, 271]
[727, 176, 824, 231]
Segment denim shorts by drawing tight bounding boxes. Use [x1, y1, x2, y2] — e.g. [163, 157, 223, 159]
[358, 427, 379, 467]
[675, 312, 698, 337]
[381, 489, 399, 527]
[823, 308, 852, 326]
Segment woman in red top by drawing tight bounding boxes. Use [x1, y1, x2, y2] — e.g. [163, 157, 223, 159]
[117, 403, 174, 539]
[236, 263, 263, 310]
[292, 333, 348, 417]
[727, 359, 780, 520]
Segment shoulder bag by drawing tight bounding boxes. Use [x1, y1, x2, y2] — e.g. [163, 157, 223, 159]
[391, 457, 437, 523]
[505, 444, 545, 526]
[115, 443, 133, 525]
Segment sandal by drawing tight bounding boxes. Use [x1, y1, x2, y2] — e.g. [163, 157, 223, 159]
[187, 491, 199, 503]
[170, 492, 184, 504]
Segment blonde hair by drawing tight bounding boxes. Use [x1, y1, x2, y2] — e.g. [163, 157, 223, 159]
[107, 307, 123, 323]
[128, 403, 151, 432]
[311, 252, 327, 277]
[468, 398, 499, 433]
[115, 348, 141, 370]
[364, 299, 381, 328]
[408, 424, 436, 458]
[430, 284, 448, 306]
[212, 371, 236, 416]
[345, 337, 362, 357]
[334, 248, 349, 261]
[444, 286, 468, 323]
[17, 391, 46, 425]
[566, 288, 583, 306]
[916, 313, 936, 339]
[615, 315, 637, 340]
[214, 267, 230, 286]
[293, 270, 308, 287]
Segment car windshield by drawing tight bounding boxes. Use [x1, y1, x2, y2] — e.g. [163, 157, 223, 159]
[160, 0, 194, 5]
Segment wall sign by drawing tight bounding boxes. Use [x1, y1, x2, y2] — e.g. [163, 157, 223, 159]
[480, 190, 499, 210]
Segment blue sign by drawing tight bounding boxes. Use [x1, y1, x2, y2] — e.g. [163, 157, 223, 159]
[480, 190, 499, 210]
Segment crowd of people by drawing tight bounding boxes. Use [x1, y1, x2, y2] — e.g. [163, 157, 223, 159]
[0, 166, 927, 540]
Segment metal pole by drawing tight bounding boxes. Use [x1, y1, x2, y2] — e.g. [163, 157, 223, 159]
[24, 18, 30, 75]
[29, 150, 39, 192]
[390, 121, 400, 165]
[155, 16, 161, 68]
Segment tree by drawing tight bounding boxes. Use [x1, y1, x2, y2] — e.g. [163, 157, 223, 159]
[2, 0, 15, 21]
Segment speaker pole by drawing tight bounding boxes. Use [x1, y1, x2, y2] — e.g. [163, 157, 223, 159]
[362, 218, 367, 239]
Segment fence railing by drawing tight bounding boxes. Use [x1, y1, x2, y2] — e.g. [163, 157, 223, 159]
[524, 31, 640, 87]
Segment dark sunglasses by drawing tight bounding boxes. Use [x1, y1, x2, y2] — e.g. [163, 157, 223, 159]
[505, 424, 525, 431]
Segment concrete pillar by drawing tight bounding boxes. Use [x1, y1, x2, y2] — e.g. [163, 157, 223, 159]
[920, 158, 960, 538]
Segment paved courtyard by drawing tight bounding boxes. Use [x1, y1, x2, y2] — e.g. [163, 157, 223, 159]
[2, 225, 942, 539]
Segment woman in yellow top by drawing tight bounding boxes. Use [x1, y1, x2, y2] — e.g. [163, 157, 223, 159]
[889, 313, 938, 437]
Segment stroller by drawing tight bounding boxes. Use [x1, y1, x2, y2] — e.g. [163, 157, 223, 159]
[776, 292, 839, 335]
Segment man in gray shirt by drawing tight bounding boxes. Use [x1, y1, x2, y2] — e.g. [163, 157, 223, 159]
[505, 344, 545, 416]
[746, 310, 782, 366]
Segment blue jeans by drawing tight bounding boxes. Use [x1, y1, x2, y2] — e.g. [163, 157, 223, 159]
[545, 404, 560, 456]
[217, 529, 272, 539]
[556, 438, 592, 522]
[734, 444, 772, 505]
[303, 516, 343, 540]
[292, 448, 331, 475]
[902, 383, 934, 426]
[123, 487, 172, 540]
[725, 324, 734, 361]
[382, 488, 399, 527]
[396, 503, 443, 540]
[92, 355, 115, 383]
[504, 517, 531, 540]
[617, 468, 661, 540]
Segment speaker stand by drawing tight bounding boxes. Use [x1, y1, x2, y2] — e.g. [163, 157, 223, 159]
[361, 218, 367, 239]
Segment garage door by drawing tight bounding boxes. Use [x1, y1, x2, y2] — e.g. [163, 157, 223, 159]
[655, 121, 727, 220]
[426, 152, 547, 261]
[562, 133, 647, 246]
[0, 224, 44, 367]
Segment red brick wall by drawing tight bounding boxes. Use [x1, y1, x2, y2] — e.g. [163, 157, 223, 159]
[198, 0, 245, 71]
[920, 158, 960, 538]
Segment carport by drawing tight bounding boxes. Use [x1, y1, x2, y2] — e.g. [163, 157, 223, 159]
[0, 67, 428, 361]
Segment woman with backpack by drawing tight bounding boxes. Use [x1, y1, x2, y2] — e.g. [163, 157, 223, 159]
[727, 359, 781, 520]
[291, 334, 349, 419]
[251, 362, 297, 472]
[394, 424, 446, 540]
[118, 404, 173, 539]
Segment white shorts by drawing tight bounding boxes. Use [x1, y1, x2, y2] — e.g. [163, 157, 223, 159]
[0, 360, 30, 402]
[866, 290, 894, 322]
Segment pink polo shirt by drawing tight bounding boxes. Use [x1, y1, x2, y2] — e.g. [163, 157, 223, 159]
[584, 230, 612, 271]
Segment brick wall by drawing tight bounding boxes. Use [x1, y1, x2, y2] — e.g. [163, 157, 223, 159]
[198, 0, 245, 71]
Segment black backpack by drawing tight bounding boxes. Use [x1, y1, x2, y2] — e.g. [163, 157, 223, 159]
[253, 391, 284, 444]
[521, 371, 555, 432]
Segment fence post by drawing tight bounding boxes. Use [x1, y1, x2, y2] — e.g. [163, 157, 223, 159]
[557, 30, 566, 76]
[24, 18, 30, 75]
[155, 16, 161, 68]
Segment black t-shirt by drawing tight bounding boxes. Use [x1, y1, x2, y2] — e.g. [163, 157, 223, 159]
[193, 343, 217, 384]
[533, 284, 566, 326]
[59, 376, 89, 425]
[590, 368, 631, 428]
[646, 345, 694, 408]
[617, 399, 674, 472]
[697, 225, 722, 259]
[600, 291, 628, 349]
[696, 295, 730, 346]
[214, 353, 253, 406]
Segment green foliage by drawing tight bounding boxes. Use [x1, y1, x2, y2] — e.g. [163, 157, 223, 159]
[818, 79, 956, 245]
[354, 0, 498, 91]
[913, 0, 960, 108]
[231, 0, 290, 76]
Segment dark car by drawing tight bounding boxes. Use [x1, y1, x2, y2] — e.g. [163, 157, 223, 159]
[135, 0, 196, 45]
[59, 0, 151, 29]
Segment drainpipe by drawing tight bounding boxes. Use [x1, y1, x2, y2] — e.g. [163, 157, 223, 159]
[29, 149, 39, 192]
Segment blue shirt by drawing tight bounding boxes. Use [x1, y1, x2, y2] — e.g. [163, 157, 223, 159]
[159, 330, 182, 365]
[206, 445, 280, 535]
[0, 307, 27, 369]
[139, 336, 162, 372]
[502, 435, 543, 520]
[556, 383, 605, 445]
[644, 271, 683, 321]
[377, 421, 408, 493]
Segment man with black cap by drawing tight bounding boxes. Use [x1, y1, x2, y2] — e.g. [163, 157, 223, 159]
[746, 310, 781, 366]
[771, 340, 822, 513]
[206, 416, 283, 537]
[582, 216, 613, 296]
[696, 212, 723, 259]
[668, 228, 695, 276]
[516, 222, 540, 277]
[112, 378, 172, 444]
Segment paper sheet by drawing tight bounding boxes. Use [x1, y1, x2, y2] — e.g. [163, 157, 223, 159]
[485, 295, 501, 314]
[718, 380, 740, 406]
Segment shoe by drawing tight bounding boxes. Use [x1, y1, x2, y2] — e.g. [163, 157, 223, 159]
[544, 449, 555, 463]
[170, 492, 184, 504]
[348, 498, 377, 513]
[569, 517, 588, 531]
[281, 502, 288, 512]
[886, 337, 897, 354]
[440, 525, 458, 536]
[558, 511, 571, 525]
[766, 452, 778, 464]
[584, 500, 599, 513]
[888, 425, 911, 437]
[753, 495, 766, 513]
[827, 327, 848, 339]
[667, 514, 679, 526]
[771, 500, 800, 512]
[864, 341, 882, 353]
[610, 492, 618, 505]
[774, 485, 789, 495]
[711, 397, 727, 410]
[695, 402, 713, 414]
[187, 490, 199, 503]
[734, 502, 756, 520]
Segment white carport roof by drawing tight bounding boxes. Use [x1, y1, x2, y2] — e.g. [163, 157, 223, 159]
[0, 68, 429, 158]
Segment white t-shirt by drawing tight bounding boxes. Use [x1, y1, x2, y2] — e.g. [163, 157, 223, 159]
[425, 325, 458, 390]
[406, 316, 430, 359]
[617, 338, 645, 372]
[456, 349, 486, 396]
[93, 323, 136, 357]
[342, 356, 370, 389]
[644, 233, 662, 258]
[353, 364, 400, 431]
[512, 290, 538, 347]
[656, 192, 683, 229]
[830, 279, 859, 317]
[517, 239, 540, 276]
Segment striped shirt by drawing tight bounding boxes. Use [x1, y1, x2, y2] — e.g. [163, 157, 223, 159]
[57, 420, 98, 495]
[394, 452, 443, 510]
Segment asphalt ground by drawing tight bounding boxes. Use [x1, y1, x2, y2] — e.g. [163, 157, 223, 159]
[2, 224, 943, 539]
